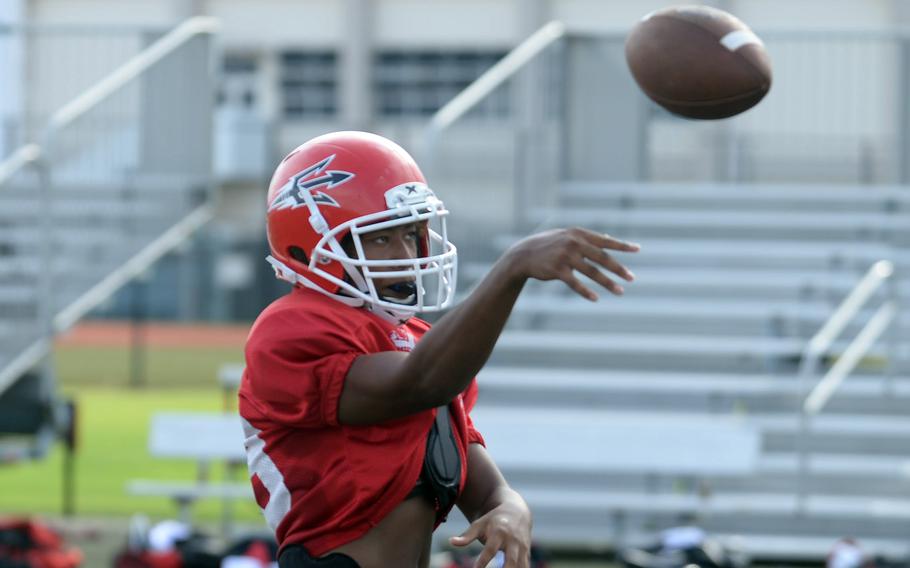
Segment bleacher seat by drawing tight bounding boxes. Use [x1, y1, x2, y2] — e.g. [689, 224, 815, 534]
[451, 181, 910, 559]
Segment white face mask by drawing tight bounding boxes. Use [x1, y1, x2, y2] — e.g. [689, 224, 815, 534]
[267, 183, 458, 325]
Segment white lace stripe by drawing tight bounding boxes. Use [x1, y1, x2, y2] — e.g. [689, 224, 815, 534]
[241, 417, 292, 532]
[720, 29, 763, 52]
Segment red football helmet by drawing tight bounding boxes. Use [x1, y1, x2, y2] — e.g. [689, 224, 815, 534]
[265, 131, 457, 324]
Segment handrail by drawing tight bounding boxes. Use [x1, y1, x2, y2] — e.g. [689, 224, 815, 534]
[422, 23, 910, 139]
[803, 301, 896, 415]
[0, 16, 219, 188]
[795, 259, 896, 511]
[0, 202, 209, 394]
[799, 260, 894, 365]
[49, 16, 219, 132]
[425, 20, 566, 137]
[0, 17, 219, 396]
[53, 204, 214, 333]
[0, 339, 51, 401]
[421, 20, 568, 226]
[0, 144, 41, 187]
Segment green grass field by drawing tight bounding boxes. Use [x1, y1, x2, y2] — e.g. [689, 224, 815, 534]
[1, 339, 616, 567]
[0, 343, 261, 522]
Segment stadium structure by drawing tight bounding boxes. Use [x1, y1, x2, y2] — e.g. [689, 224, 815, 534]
[1, 0, 909, 561]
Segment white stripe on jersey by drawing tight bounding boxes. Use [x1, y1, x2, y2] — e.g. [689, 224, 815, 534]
[242, 417, 292, 532]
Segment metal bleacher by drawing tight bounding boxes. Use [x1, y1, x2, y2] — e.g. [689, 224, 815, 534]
[441, 181, 910, 561]
[418, 21, 910, 561]
[0, 18, 218, 461]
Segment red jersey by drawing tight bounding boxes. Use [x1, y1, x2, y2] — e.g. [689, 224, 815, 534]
[238, 286, 484, 556]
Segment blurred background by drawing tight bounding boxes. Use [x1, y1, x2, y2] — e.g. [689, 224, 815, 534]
[1, 0, 909, 567]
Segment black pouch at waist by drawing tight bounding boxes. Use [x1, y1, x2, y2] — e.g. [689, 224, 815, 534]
[278, 544, 361, 568]
[422, 404, 461, 519]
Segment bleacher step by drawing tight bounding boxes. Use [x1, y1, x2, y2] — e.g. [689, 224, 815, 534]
[560, 182, 910, 213]
[529, 207, 910, 238]
[475, 368, 910, 414]
[490, 235, 906, 271]
[489, 331, 822, 372]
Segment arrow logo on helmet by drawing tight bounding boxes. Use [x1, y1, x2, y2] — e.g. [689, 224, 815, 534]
[268, 154, 355, 212]
[298, 171, 353, 191]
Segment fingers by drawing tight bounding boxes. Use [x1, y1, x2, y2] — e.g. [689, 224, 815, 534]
[504, 543, 525, 568]
[573, 257, 625, 297]
[574, 227, 641, 252]
[450, 523, 482, 548]
[523, 227, 640, 300]
[558, 267, 598, 302]
[473, 538, 502, 568]
[563, 239, 630, 298]
[485, 543, 527, 568]
[564, 230, 637, 300]
[578, 241, 636, 282]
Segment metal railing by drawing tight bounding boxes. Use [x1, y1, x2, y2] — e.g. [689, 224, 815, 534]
[0, 144, 40, 186]
[0, 17, 218, 459]
[795, 259, 897, 510]
[0, 22, 190, 160]
[418, 27, 910, 205]
[425, 21, 566, 137]
[0, 16, 218, 185]
[420, 20, 568, 234]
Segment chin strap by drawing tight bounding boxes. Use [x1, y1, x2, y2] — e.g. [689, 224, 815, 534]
[266, 255, 364, 309]
[365, 304, 412, 326]
[266, 255, 412, 324]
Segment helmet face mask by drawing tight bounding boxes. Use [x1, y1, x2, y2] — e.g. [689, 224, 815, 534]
[318, 204, 457, 314]
[265, 132, 458, 324]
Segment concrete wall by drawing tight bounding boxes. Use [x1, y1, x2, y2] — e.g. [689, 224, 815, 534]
[26, 0, 900, 35]
[16, 0, 910, 321]
[18, 0, 910, 240]
[0, 1, 24, 157]
[23, 0, 903, 140]
[27, 0, 180, 26]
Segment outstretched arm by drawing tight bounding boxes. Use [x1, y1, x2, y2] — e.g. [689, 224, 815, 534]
[451, 443, 532, 568]
[339, 228, 640, 424]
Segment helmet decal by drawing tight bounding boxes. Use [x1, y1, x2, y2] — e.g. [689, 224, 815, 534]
[384, 182, 436, 209]
[268, 154, 354, 212]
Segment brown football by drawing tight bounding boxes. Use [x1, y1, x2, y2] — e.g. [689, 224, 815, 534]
[625, 5, 772, 119]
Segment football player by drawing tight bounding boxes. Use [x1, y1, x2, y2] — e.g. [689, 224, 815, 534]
[239, 131, 639, 568]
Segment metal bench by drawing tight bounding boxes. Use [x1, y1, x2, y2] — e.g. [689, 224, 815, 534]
[487, 330, 818, 373]
[559, 181, 910, 213]
[528, 207, 910, 238]
[489, 235, 906, 271]
[475, 367, 906, 403]
[436, 405, 910, 556]
[471, 407, 759, 475]
[437, 406, 761, 550]
[126, 412, 252, 525]
[500, 294, 906, 338]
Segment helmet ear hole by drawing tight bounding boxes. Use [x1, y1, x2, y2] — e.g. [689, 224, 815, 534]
[340, 234, 355, 257]
[288, 246, 309, 264]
